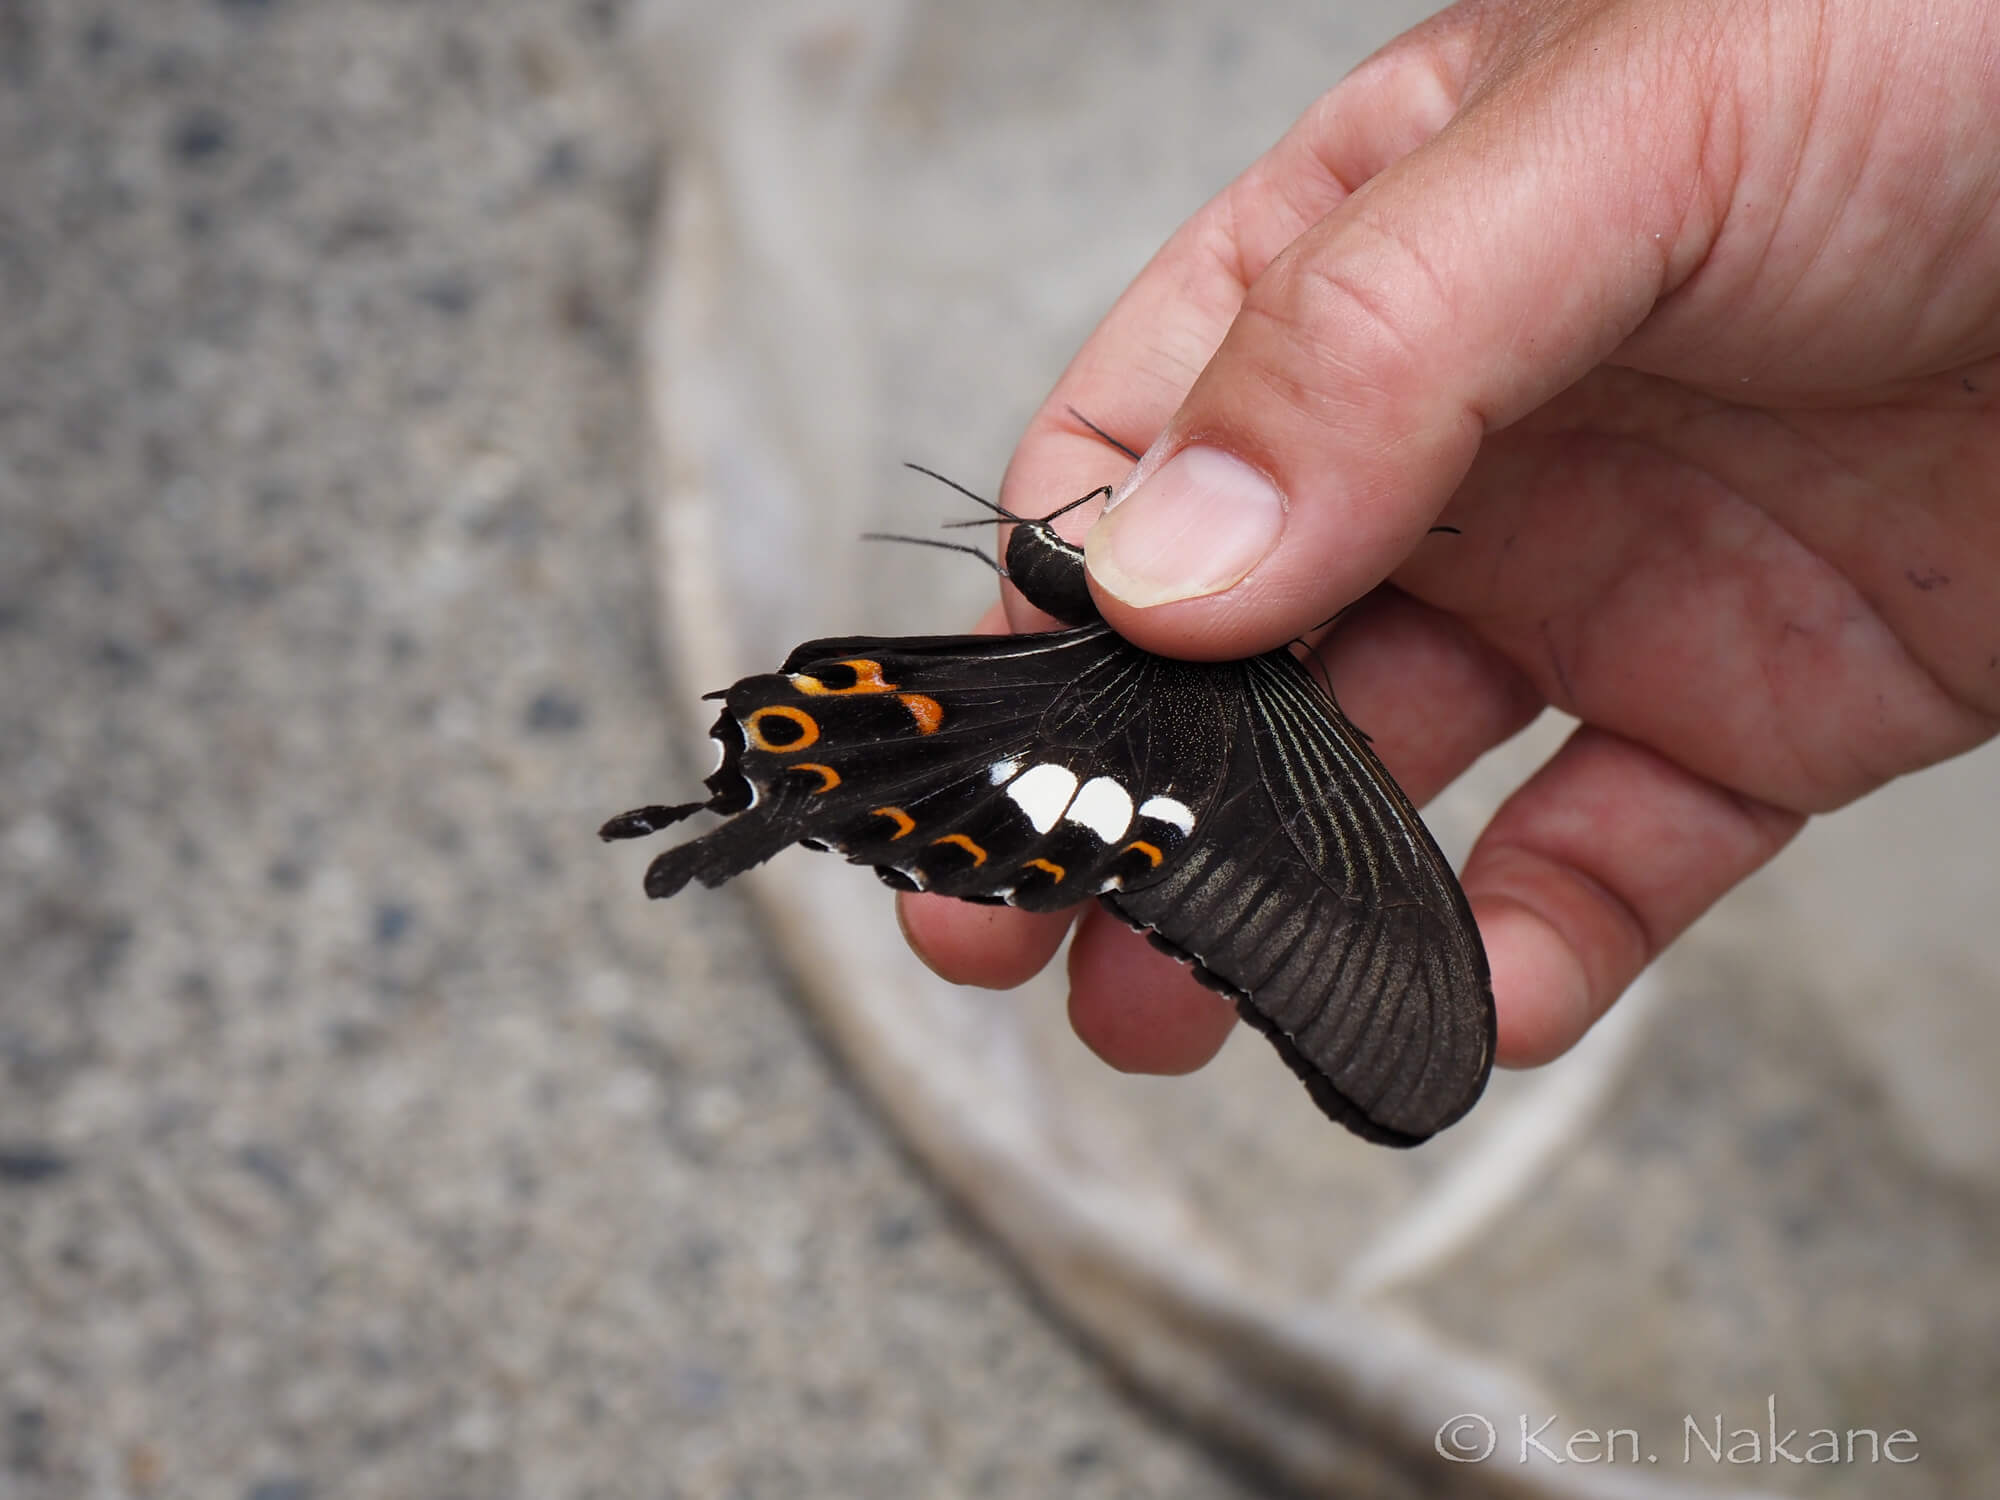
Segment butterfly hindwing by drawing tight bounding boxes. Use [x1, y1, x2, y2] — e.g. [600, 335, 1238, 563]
[895, 645, 1235, 910]
[629, 626, 1232, 911]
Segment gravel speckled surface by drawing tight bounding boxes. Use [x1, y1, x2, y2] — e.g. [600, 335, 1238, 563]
[0, 3, 1267, 1495]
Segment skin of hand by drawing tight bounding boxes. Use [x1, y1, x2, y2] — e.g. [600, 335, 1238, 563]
[898, 0, 2000, 1080]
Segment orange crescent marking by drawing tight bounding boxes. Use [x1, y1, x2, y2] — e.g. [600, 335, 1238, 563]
[790, 658, 898, 696]
[931, 832, 987, 866]
[791, 762, 841, 793]
[744, 704, 820, 752]
[899, 694, 944, 734]
[1123, 840, 1164, 868]
[871, 806, 916, 839]
[1024, 857, 1066, 882]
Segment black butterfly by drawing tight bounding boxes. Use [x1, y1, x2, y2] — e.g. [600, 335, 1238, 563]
[603, 469, 1493, 1145]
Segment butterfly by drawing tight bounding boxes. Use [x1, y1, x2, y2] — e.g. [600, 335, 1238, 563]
[603, 456, 1494, 1146]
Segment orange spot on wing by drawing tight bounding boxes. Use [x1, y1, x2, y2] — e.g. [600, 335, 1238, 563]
[744, 704, 820, 752]
[871, 806, 916, 839]
[1024, 857, 1066, 882]
[1123, 840, 1163, 868]
[899, 694, 944, 734]
[791, 762, 841, 792]
[790, 658, 898, 695]
[931, 832, 987, 866]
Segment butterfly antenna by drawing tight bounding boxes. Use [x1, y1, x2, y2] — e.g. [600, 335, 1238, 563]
[1063, 405, 1144, 462]
[860, 532, 1001, 573]
[902, 462, 1026, 521]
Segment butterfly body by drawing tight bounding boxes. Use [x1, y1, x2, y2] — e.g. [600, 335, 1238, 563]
[605, 505, 1494, 1145]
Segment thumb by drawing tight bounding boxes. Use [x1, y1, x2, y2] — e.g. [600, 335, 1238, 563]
[1083, 7, 1715, 657]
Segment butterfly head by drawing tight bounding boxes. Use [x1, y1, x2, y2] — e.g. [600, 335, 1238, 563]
[1003, 491, 1106, 626]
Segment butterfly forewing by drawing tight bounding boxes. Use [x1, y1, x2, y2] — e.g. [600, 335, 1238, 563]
[1106, 650, 1492, 1143]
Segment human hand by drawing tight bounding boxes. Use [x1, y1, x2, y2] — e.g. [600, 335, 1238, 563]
[900, 0, 2000, 1081]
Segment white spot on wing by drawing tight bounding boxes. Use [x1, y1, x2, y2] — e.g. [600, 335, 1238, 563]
[1139, 794, 1194, 834]
[709, 735, 728, 772]
[987, 757, 1022, 785]
[1006, 763, 1078, 834]
[1067, 777, 1134, 842]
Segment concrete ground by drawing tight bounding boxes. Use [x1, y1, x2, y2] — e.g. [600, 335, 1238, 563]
[0, 2, 1269, 1495]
